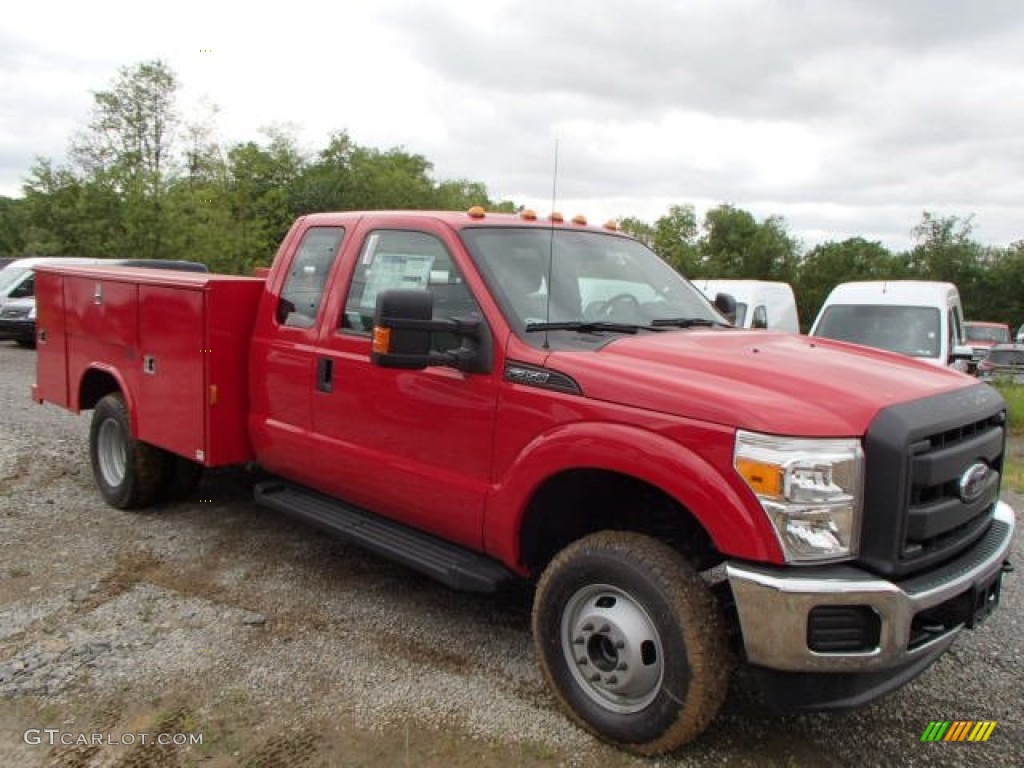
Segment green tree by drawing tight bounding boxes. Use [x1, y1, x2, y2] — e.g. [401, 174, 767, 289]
[652, 204, 700, 274]
[225, 128, 307, 270]
[796, 238, 895, 330]
[69, 60, 181, 258]
[976, 240, 1024, 326]
[21, 159, 125, 256]
[699, 205, 799, 281]
[904, 212, 986, 319]
[0, 196, 28, 256]
[618, 216, 654, 247]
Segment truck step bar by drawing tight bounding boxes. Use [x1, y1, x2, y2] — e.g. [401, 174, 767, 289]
[254, 481, 518, 593]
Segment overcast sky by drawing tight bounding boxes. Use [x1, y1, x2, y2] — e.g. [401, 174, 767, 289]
[2, 0, 1022, 251]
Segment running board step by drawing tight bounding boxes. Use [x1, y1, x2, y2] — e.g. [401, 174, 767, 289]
[254, 481, 517, 593]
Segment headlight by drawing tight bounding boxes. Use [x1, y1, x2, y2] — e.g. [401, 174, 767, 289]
[27, 304, 36, 320]
[734, 430, 863, 563]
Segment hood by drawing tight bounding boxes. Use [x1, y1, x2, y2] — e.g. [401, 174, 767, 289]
[548, 330, 976, 436]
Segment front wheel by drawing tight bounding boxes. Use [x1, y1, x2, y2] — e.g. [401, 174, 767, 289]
[89, 393, 166, 509]
[532, 531, 731, 755]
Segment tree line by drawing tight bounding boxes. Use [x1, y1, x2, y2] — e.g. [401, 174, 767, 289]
[1, 60, 1022, 330]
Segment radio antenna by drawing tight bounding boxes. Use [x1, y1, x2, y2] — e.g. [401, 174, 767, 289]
[543, 139, 559, 350]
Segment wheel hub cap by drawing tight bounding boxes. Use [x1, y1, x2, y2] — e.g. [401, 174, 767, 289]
[562, 585, 664, 713]
[97, 418, 127, 487]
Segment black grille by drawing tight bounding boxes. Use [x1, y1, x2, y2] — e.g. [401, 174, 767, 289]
[859, 386, 1006, 578]
[0, 305, 30, 319]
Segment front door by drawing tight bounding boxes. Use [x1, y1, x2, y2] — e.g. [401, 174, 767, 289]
[309, 224, 500, 550]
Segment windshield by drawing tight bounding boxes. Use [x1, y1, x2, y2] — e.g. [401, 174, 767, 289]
[460, 228, 724, 339]
[0, 267, 29, 294]
[965, 325, 1009, 343]
[814, 305, 941, 359]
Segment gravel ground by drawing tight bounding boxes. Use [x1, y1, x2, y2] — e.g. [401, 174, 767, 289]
[0, 340, 1021, 767]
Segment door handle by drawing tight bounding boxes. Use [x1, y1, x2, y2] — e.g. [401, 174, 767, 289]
[316, 358, 333, 393]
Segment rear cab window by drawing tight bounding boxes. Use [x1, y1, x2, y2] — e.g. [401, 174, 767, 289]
[276, 227, 345, 328]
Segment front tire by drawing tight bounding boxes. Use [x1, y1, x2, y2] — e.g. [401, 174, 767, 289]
[89, 393, 166, 509]
[533, 531, 731, 755]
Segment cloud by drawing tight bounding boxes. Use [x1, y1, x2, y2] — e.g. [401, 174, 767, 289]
[1, 0, 1022, 251]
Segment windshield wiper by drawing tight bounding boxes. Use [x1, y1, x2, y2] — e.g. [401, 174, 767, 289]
[650, 317, 728, 329]
[525, 321, 648, 335]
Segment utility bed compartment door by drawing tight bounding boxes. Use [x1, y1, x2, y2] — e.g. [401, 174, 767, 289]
[138, 285, 206, 461]
[33, 271, 69, 407]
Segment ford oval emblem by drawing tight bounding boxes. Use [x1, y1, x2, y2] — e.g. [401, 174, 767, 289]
[959, 462, 990, 503]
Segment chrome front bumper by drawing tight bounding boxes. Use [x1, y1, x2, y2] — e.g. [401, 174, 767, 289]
[726, 500, 1015, 672]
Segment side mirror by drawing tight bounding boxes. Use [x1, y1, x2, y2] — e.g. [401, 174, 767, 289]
[714, 292, 737, 325]
[371, 289, 486, 373]
[951, 344, 974, 363]
[371, 289, 433, 369]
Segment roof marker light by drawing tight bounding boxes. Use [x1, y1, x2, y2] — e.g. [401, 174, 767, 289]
[467, 206, 486, 219]
[520, 209, 538, 221]
[571, 214, 587, 226]
[603, 220, 620, 231]
[549, 211, 564, 223]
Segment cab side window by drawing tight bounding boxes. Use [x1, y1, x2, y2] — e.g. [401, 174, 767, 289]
[752, 305, 768, 329]
[341, 230, 480, 350]
[276, 227, 345, 328]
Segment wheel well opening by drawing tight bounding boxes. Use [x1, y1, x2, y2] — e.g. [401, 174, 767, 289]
[79, 370, 121, 410]
[519, 469, 721, 578]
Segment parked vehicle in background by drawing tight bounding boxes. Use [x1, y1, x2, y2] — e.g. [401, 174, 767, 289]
[0, 257, 208, 348]
[809, 280, 972, 370]
[977, 343, 1024, 382]
[692, 279, 800, 332]
[0, 297, 38, 346]
[964, 321, 1012, 373]
[1016, 324, 1024, 344]
[0, 258, 105, 347]
[0, 257, 14, 270]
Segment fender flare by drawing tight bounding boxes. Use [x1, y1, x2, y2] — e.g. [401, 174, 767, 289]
[76, 364, 139, 435]
[484, 421, 783, 570]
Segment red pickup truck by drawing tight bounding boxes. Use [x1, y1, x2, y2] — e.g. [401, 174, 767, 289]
[32, 209, 1014, 754]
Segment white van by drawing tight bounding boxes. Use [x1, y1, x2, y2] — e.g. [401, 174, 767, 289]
[0, 257, 108, 307]
[809, 280, 972, 369]
[693, 279, 799, 332]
